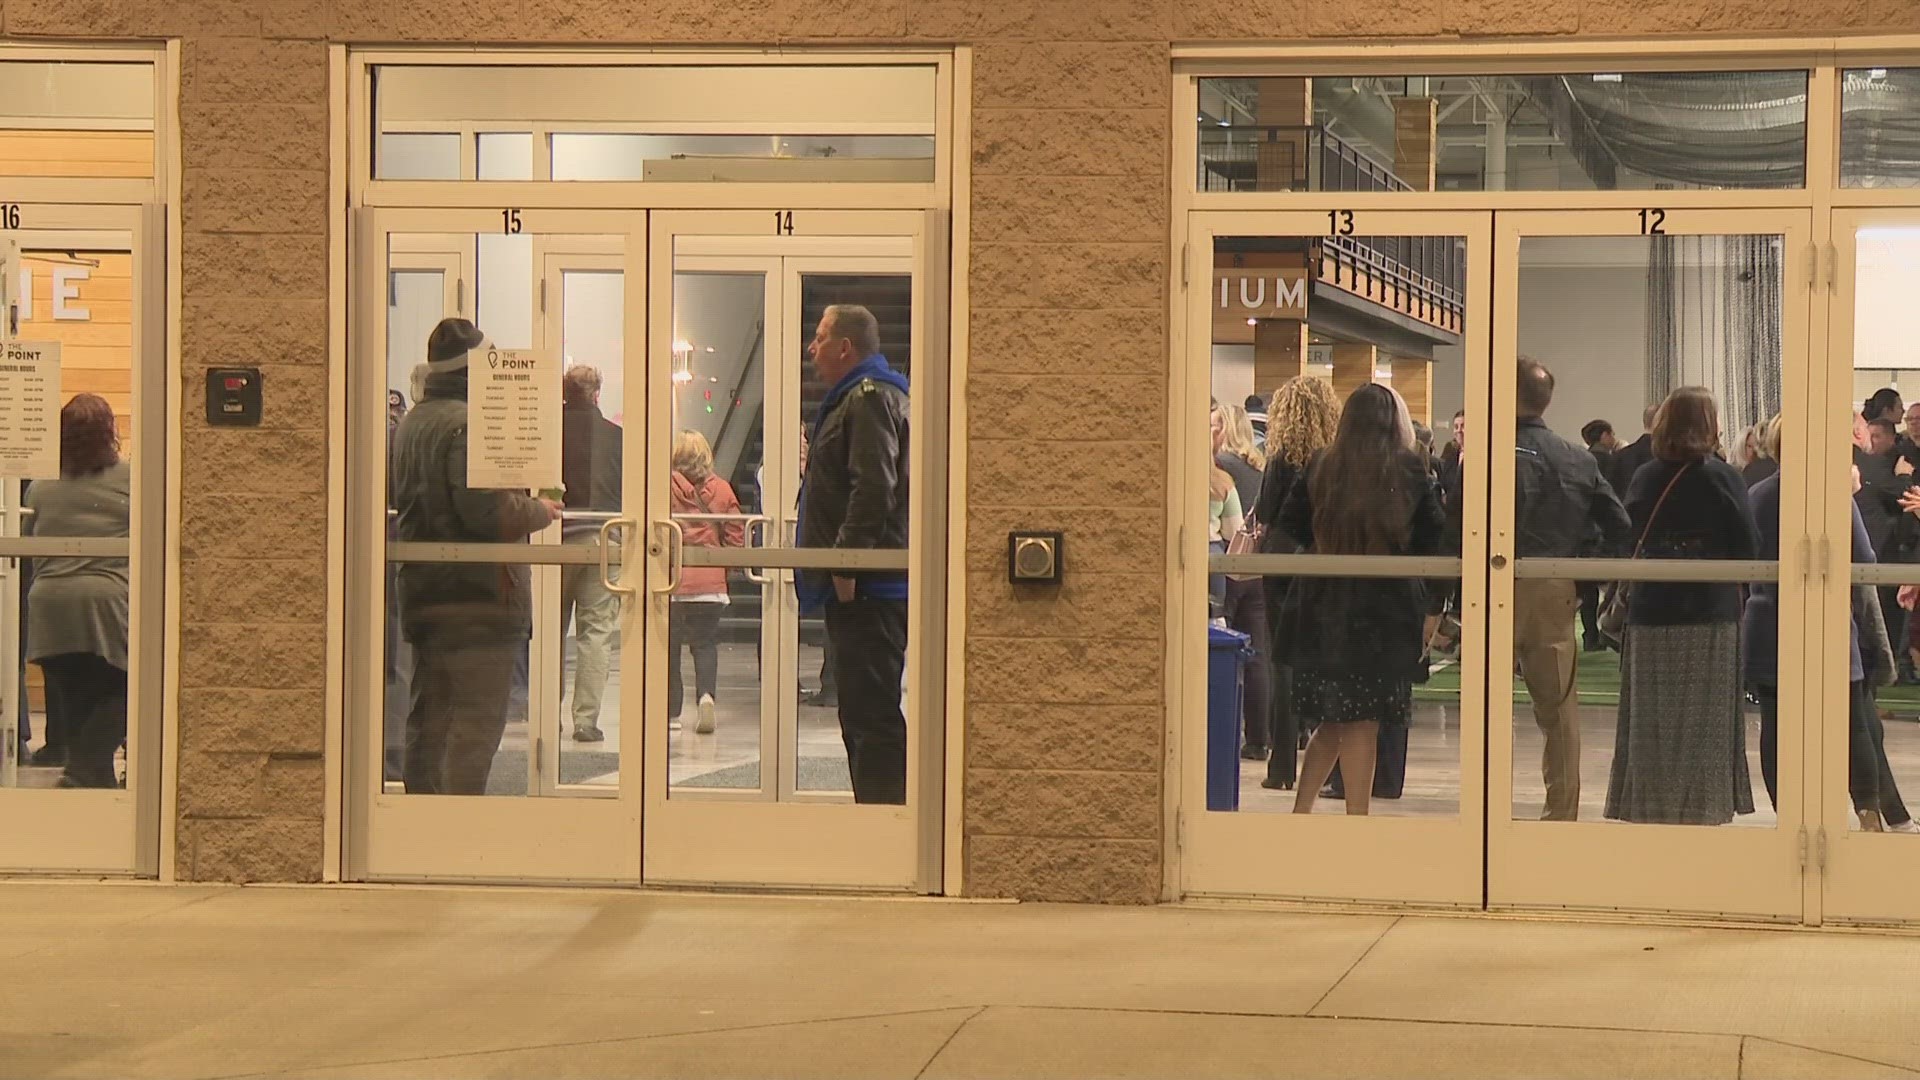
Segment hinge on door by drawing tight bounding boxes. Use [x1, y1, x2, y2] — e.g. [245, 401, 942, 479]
[456, 278, 466, 315]
[1797, 825, 1809, 869]
[539, 278, 548, 315]
[1799, 537, 1810, 583]
[1825, 240, 1839, 295]
[1819, 534, 1831, 584]
[1181, 242, 1190, 289]
[1175, 810, 1186, 853]
[1178, 524, 1186, 571]
[1805, 242, 1819, 290]
[1816, 827, 1829, 872]
[534, 735, 544, 773]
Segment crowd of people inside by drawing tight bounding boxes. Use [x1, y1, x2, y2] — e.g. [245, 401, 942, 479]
[1216, 367, 1920, 829]
[382, 307, 909, 801]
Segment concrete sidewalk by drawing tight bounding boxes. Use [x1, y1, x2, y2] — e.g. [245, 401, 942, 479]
[4, 884, 1917, 1079]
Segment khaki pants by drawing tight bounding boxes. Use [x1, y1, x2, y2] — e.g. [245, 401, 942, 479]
[1514, 578, 1581, 821]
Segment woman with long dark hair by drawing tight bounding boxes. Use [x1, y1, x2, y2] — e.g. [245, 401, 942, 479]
[1607, 387, 1760, 824]
[1274, 384, 1445, 815]
[25, 394, 131, 788]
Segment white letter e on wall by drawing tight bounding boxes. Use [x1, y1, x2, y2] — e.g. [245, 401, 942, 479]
[52, 267, 88, 321]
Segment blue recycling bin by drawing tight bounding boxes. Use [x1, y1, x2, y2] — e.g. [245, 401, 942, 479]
[1207, 625, 1253, 812]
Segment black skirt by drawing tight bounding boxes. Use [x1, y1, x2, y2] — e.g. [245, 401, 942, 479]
[1295, 671, 1412, 729]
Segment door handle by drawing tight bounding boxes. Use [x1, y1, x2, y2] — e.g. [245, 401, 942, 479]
[743, 515, 772, 585]
[599, 516, 637, 597]
[650, 518, 684, 595]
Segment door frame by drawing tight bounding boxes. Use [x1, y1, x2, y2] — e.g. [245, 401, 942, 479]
[1485, 207, 1815, 922]
[1816, 207, 1920, 926]
[0, 201, 167, 876]
[639, 208, 948, 893]
[345, 205, 648, 884]
[1175, 207, 1494, 909]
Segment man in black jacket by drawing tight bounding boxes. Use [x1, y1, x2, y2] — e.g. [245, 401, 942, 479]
[1514, 358, 1632, 821]
[1608, 402, 1660, 497]
[797, 304, 910, 804]
[559, 364, 623, 742]
[391, 318, 560, 794]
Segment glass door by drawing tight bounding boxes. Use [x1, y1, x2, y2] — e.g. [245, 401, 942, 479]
[350, 207, 645, 883]
[1817, 209, 1920, 926]
[640, 210, 943, 891]
[0, 202, 164, 875]
[1486, 208, 1811, 920]
[1178, 209, 1491, 907]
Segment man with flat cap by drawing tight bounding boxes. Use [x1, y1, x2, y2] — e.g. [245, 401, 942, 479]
[390, 318, 561, 794]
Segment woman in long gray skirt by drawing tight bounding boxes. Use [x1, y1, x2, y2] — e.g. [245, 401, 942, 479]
[1607, 386, 1761, 825]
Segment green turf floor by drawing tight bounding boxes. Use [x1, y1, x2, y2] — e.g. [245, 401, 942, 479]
[1415, 647, 1920, 713]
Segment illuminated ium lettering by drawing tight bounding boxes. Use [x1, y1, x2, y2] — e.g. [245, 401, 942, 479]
[1218, 274, 1306, 313]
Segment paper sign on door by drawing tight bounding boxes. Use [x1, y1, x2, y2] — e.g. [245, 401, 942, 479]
[0, 340, 61, 479]
[467, 344, 561, 491]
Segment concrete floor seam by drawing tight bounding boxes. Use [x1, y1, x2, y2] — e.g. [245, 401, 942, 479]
[1012, 1002, 1868, 1052]
[207, 1005, 989, 1080]
[911, 1005, 990, 1080]
[1305, 914, 1402, 1016]
[1742, 1035, 1920, 1078]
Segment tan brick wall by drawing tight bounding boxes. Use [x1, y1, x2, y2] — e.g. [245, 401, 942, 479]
[7, 0, 1913, 897]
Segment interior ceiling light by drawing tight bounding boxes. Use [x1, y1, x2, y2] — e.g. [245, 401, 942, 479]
[1591, 73, 1624, 83]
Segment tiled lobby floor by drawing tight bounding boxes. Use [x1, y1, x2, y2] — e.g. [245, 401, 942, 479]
[7, 884, 1920, 1079]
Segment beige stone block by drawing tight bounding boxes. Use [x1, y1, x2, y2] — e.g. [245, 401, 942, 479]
[183, 39, 327, 103]
[968, 308, 1165, 376]
[184, 169, 326, 235]
[963, 835, 1161, 903]
[182, 297, 328, 367]
[1871, 0, 1920, 30]
[183, 559, 327, 624]
[968, 703, 1163, 772]
[969, 440, 1164, 509]
[972, 175, 1166, 245]
[974, 43, 1167, 110]
[178, 688, 327, 754]
[180, 622, 326, 691]
[180, 429, 328, 495]
[1583, 0, 1869, 31]
[184, 234, 328, 301]
[241, 364, 330, 429]
[973, 109, 1166, 177]
[6, 0, 260, 36]
[1442, 0, 1580, 34]
[329, 0, 641, 39]
[1173, 0, 1313, 37]
[184, 816, 323, 883]
[967, 768, 1161, 840]
[906, 0, 1173, 39]
[968, 374, 1162, 443]
[968, 637, 1163, 704]
[775, 0, 910, 38]
[183, 105, 329, 173]
[259, 1, 330, 38]
[972, 243, 1163, 311]
[1306, 0, 1445, 33]
[968, 572, 1165, 639]
[966, 506, 1164, 575]
[179, 493, 328, 560]
[177, 750, 323, 819]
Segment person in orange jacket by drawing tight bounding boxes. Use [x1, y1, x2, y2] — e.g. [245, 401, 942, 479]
[670, 430, 746, 734]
